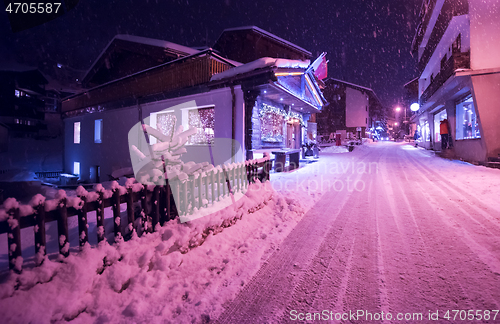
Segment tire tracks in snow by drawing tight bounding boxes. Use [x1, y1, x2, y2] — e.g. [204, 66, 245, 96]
[396, 147, 500, 312]
[216, 149, 382, 323]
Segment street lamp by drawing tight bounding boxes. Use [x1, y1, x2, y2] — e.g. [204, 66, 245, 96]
[394, 106, 407, 135]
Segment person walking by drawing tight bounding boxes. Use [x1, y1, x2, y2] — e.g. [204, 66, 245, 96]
[440, 118, 449, 150]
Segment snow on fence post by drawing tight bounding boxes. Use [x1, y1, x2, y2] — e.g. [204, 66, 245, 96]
[77, 196, 88, 248]
[57, 194, 70, 258]
[126, 188, 135, 234]
[96, 190, 106, 243]
[7, 204, 22, 273]
[151, 186, 160, 231]
[34, 202, 46, 265]
[112, 188, 121, 240]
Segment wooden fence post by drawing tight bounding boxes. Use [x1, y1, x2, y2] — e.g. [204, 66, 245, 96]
[77, 196, 88, 248]
[190, 175, 196, 214]
[34, 203, 46, 265]
[97, 191, 105, 243]
[126, 188, 135, 235]
[159, 186, 166, 226]
[198, 173, 203, 210]
[166, 180, 172, 222]
[140, 187, 149, 234]
[57, 197, 69, 258]
[112, 189, 121, 240]
[217, 170, 222, 201]
[211, 170, 216, 205]
[182, 181, 188, 216]
[152, 186, 160, 231]
[204, 173, 209, 207]
[7, 207, 22, 273]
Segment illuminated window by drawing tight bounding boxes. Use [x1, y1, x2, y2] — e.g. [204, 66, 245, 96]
[456, 95, 480, 140]
[156, 112, 176, 140]
[260, 104, 285, 143]
[74, 162, 80, 176]
[74, 122, 81, 144]
[187, 107, 214, 144]
[94, 119, 102, 143]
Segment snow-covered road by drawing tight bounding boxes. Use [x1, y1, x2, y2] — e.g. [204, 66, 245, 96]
[217, 142, 500, 323]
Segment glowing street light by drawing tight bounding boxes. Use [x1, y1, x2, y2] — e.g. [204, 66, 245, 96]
[395, 122, 399, 126]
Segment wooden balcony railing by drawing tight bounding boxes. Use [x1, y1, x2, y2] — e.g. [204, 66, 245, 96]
[420, 50, 470, 106]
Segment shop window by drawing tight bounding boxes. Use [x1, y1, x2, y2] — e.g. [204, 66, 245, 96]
[433, 110, 447, 142]
[456, 95, 480, 140]
[187, 107, 214, 145]
[94, 119, 102, 143]
[74, 122, 81, 144]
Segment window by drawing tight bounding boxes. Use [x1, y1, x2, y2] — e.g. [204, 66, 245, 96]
[456, 95, 480, 140]
[433, 109, 447, 142]
[74, 122, 81, 144]
[187, 107, 214, 144]
[74, 162, 80, 176]
[94, 119, 102, 143]
[156, 112, 176, 140]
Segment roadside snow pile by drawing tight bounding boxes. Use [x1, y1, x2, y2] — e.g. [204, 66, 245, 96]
[0, 180, 306, 323]
[321, 145, 349, 153]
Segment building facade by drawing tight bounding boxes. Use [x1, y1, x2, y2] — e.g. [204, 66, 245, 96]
[411, 0, 500, 162]
[317, 78, 383, 140]
[62, 29, 326, 182]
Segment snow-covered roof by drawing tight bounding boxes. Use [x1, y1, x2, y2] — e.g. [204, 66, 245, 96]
[210, 57, 310, 81]
[113, 35, 199, 56]
[220, 26, 312, 56]
[326, 78, 375, 93]
[82, 34, 200, 84]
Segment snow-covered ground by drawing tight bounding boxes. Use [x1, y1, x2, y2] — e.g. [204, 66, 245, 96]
[1, 141, 500, 323]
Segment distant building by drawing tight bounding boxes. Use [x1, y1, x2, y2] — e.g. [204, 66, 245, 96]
[62, 29, 326, 182]
[0, 67, 48, 138]
[411, 0, 500, 163]
[317, 78, 383, 140]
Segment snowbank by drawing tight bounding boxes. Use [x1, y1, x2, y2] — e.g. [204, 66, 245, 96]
[0, 181, 306, 323]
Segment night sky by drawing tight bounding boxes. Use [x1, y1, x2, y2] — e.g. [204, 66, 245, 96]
[0, 0, 421, 108]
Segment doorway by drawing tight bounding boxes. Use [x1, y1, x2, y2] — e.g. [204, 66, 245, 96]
[286, 120, 300, 149]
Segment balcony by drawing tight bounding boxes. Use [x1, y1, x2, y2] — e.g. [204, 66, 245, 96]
[420, 50, 470, 106]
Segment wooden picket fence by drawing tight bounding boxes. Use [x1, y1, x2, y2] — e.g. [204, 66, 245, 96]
[0, 158, 271, 273]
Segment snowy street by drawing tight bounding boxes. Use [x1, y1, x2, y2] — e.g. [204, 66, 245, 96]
[217, 142, 500, 323]
[1, 142, 500, 323]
